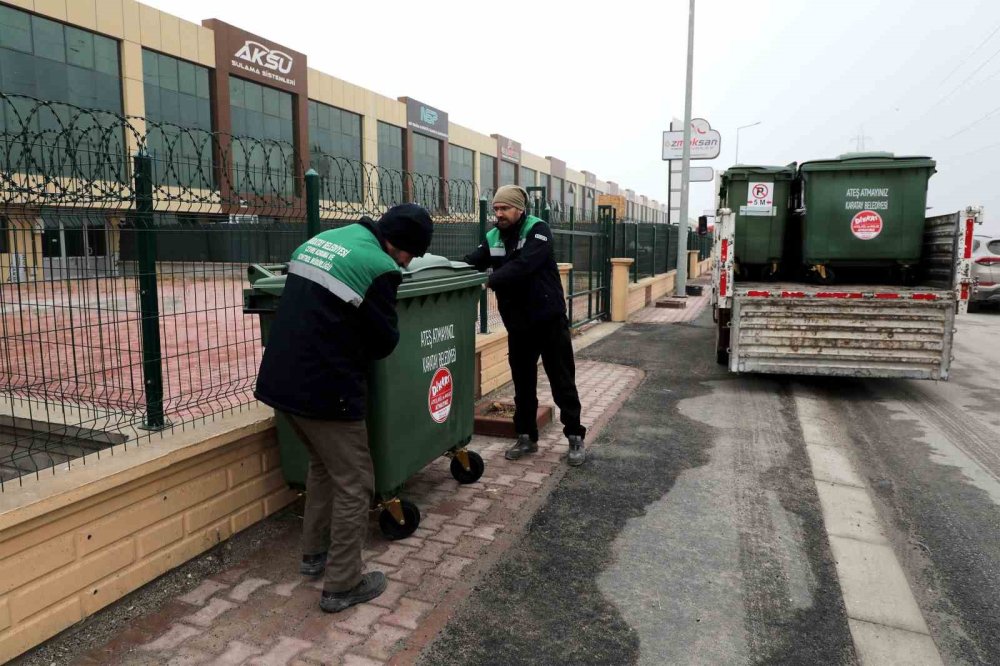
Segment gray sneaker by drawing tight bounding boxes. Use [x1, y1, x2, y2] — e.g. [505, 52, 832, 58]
[505, 434, 538, 460]
[320, 572, 387, 613]
[567, 436, 586, 466]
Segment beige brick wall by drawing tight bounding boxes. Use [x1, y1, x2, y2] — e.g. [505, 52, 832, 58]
[521, 151, 548, 176]
[626, 271, 678, 317]
[475, 331, 512, 397]
[649, 272, 676, 301]
[626, 281, 649, 313]
[0, 418, 296, 663]
[450, 123, 496, 156]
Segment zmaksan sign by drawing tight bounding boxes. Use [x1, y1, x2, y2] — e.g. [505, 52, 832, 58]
[204, 19, 306, 94]
[403, 98, 449, 141]
[662, 118, 722, 160]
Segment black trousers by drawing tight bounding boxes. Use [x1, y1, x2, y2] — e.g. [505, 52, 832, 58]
[507, 317, 586, 442]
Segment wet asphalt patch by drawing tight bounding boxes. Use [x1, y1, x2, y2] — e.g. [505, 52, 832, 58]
[419, 313, 856, 665]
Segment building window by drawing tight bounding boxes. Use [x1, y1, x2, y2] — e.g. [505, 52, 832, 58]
[0, 6, 123, 179]
[584, 187, 596, 218]
[550, 176, 564, 208]
[377, 121, 403, 205]
[448, 144, 474, 214]
[228, 76, 294, 197]
[521, 167, 537, 188]
[413, 133, 440, 177]
[448, 144, 473, 182]
[538, 173, 550, 199]
[308, 100, 362, 203]
[412, 133, 441, 210]
[142, 49, 212, 188]
[499, 160, 515, 188]
[479, 154, 496, 202]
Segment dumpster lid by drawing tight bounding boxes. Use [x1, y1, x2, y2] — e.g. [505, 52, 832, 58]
[402, 253, 478, 282]
[723, 164, 797, 180]
[800, 153, 936, 172]
[399, 253, 486, 297]
[243, 255, 485, 299]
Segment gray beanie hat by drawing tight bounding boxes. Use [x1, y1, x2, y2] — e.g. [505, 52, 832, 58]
[492, 184, 529, 211]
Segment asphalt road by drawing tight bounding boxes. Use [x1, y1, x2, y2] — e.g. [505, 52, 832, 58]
[833, 309, 1000, 665]
[421, 307, 1000, 665]
[421, 310, 856, 666]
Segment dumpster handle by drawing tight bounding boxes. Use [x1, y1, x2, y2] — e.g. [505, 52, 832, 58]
[247, 263, 288, 285]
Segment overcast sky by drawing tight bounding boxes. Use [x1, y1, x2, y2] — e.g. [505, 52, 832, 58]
[146, 0, 1000, 234]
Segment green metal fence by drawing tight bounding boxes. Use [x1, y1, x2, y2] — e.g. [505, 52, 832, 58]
[0, 93, 712, 489]
[0, 93, 498, 489]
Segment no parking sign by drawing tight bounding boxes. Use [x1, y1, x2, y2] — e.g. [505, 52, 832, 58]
[740, 181, 776, 217]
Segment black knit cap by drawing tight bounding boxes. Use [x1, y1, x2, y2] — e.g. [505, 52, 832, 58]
[377, 203, 433, 257]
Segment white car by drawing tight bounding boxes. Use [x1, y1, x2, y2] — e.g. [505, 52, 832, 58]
[971, 235, 1000, 309]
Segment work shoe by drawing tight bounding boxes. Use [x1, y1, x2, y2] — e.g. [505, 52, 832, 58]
[320, 572, 387, 613]
[505, 434, 538, 460]
[567, 436, 586, 466]
[300, 552, 327, 577]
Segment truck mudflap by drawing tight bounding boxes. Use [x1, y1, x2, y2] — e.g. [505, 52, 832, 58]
[712, 208, 735, 312]
[955, 207, 982, 315]
[729, 290, 956, 380]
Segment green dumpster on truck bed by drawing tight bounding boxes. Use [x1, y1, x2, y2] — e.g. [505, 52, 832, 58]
[244, 254, 487, 539]
[798, 152, 936, 281]
[720, 164, 797, 277]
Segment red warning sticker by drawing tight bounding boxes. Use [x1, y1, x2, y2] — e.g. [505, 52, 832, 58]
[851, 210, 883, 240]
[428, 367, 453, 423]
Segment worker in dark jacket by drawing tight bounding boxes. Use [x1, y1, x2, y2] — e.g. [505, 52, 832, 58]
[255, 203, 433, 613]
[464, 184, 586, 465]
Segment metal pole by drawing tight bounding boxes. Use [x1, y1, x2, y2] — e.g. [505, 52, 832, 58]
[633, 223, 639, 282]
[569, 204, 575, 324]
[587, 234, 593, 321]
[134, 152, 166, 430]
[651, 224, 656, 276]
[674, 0, 696, 298]
[305, 168, 320, 240]
[478, 198, 488, 334]
[735, 121, 761, 165]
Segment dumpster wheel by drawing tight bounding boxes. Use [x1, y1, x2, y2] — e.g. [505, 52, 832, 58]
[449, 449, 485, 484]
[378, 498, 421, 540]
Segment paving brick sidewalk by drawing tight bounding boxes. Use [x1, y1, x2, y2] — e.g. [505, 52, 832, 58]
[627, 285, 710, 324]
[75, 359, 642, 666]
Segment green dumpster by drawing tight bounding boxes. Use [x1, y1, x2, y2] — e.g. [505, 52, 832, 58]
[243, 254, 487, 539]
[719, 164, 796, 277]
[798, 152, 936, 281]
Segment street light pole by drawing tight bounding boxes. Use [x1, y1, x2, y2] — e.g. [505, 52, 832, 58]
[734, 121, 761, 165]
[674, 0, 696, 298]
